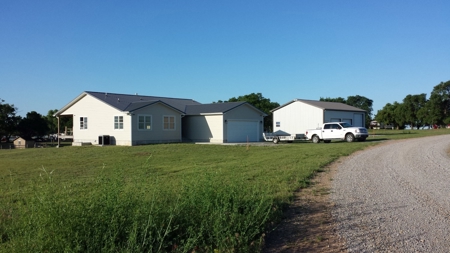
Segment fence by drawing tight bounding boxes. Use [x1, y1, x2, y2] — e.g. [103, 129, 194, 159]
[0, 142, 70, 149]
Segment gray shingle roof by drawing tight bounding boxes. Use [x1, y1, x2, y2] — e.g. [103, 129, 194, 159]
[272, 99, 366, 112]
[56, 91, 267, 116]
[185, 102, 249, 115]
[87, 91, 201, 113]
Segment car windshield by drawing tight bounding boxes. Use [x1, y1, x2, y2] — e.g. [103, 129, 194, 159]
[340, 122, 353, 128]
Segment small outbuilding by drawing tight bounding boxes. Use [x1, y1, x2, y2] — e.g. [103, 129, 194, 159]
[271, 99, 366, 135]
[13, 137, 35, 149]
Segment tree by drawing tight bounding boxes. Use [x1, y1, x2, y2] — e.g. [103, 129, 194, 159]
[392, 102, 407, 129]
[426, 80, 450, 127]
[400, 94, 427, 129]
[375, 101, 405, 129]
[17, 111, 49, 140]
[47, 109, 73, 136]
[375, 103, 395, 127]
[216, 93, 279, 132]
[319, 97, 347, 103]
[417, 100, 433, 129]
[0, 99, 21, 142]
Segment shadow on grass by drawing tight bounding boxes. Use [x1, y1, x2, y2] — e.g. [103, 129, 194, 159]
[363, 138, 389, 142]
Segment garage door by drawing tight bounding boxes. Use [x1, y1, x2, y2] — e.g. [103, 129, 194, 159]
[227, 120, 259, 142]
[353, 114, 364, 127]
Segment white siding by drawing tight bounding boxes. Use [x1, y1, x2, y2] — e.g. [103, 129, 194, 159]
[60, 95, 182, 146]
[273, 101, 323, 135]
[62, 95, 132, 145]
[182, 115, 224, 143]
[273, 101, 367, 134]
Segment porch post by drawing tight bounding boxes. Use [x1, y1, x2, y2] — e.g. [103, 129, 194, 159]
[57, 116, 60, 148]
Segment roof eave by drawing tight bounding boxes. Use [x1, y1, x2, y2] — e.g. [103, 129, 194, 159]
[128, 101, 185, 115]
[223, 102, 268, 116]
[54, 92, 88, 117]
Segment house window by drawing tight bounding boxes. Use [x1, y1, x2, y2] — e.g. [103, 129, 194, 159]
[138, 115, 152, 130]
[80, 117, 88, 129]
[114, 116, 123, 129]
[163, 116, 175, 130]
[276, 122, 280, 127]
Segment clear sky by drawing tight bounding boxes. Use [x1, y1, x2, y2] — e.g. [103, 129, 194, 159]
[1, 1, 449, 117]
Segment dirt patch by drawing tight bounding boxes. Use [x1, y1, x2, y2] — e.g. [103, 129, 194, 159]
[262, 159, 347, 253]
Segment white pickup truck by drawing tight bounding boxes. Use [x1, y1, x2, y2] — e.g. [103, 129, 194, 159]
[305, 122, 368, 143]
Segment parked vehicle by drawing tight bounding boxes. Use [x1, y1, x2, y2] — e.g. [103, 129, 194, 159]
[305, 122, 368, 143]
[370, 120, 394, 130]
[263, 130, 306, 144]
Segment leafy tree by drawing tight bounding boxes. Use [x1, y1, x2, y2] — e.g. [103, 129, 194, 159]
[216, 93, 279, 132]
[400, 94, 427, 129]
[46, 109, 59, 134]
[376, 101, 406, 129]
[375, 103, 395, 127]
[17, 111, 49, 140]
[0, 99, 21, 142]
[319, 97, 347, 103]
[320, 95, 373, 128]
[417, 100, 433, 129]
[426, 80, 450, 126]
[45, 109, 73, 137]
[392, 102, 407, 129]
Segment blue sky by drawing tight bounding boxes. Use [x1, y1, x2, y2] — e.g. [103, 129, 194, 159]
[1, 1, 449, 117]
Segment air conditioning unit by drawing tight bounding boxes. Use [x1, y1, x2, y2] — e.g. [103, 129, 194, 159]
[98, 135, 110, 145]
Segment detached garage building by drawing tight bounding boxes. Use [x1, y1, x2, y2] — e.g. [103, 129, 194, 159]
[272, 99, 366, 135]
[183, 102, 266, 143]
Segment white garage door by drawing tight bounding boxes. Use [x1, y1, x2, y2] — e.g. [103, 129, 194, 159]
[227, 120, 259, 142]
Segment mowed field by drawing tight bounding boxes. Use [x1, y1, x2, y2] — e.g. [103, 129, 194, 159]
[1, 129, 449, 252]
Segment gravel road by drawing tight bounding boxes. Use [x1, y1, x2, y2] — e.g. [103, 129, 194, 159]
[331, 135, 450, 252]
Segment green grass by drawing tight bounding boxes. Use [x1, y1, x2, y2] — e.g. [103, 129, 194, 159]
[1, 129, 449, 252]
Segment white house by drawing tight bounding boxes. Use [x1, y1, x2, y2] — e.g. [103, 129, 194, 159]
[271, 99, 366, 135]
[54, 91, 266, 146]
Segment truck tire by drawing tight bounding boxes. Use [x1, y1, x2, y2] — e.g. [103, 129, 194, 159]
[358, 137, 367, 142]
[273, 137, 279, 144]
[345, 133, 355, 142]
[312, 135, 320, 143]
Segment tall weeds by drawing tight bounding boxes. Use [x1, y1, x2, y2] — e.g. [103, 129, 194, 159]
[1, 167, 275, 252]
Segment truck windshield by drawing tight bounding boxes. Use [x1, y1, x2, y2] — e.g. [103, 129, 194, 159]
[340, 122, 353, 128]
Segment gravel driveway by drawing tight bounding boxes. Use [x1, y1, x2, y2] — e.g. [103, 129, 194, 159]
[331, 135, 450, 252]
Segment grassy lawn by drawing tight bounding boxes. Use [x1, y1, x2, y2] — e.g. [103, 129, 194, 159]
[1, 129, 449, 252]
